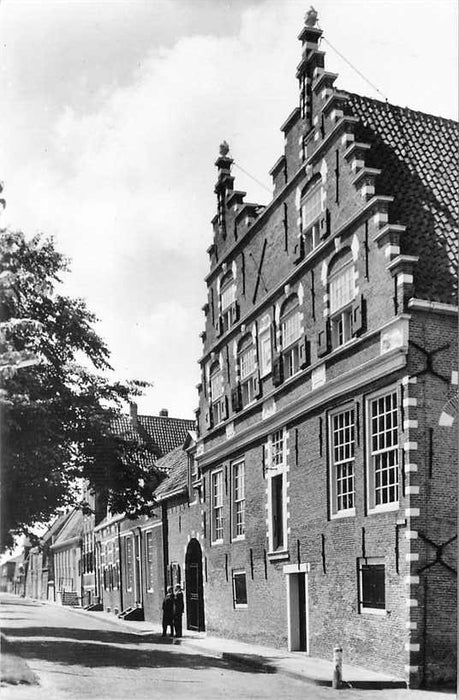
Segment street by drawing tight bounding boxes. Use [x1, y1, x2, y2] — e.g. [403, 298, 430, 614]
[0, 594, 454, 700]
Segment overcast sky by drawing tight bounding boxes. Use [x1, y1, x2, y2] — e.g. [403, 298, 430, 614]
[1, 0, 457, 420]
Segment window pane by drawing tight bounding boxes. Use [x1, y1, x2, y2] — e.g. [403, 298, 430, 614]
[233, 461, 245, 537]
[221, 282, 235, 310]
[332, 409, 355, 512]
[240, 346, 255, 379]
[282, 311, 300, 348]
[302, 187, 322, 229]
[370, 391, 399, 506]
[330, 265, 354, 313]
[210, 371, 223, 400]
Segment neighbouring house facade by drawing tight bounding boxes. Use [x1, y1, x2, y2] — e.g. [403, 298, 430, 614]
[1, 552, 27, 595]
[94, 408, 195, 618]
[194, 10, 457, 689]
[25, 511, 71, 602]
[51, 508, 84, 606]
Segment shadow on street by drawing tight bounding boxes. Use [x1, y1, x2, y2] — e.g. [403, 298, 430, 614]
[2, 625, 271, 674]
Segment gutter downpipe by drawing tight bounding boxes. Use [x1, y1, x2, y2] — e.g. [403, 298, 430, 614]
[117, 522, 124, 613]
[161, 502, 169, 594]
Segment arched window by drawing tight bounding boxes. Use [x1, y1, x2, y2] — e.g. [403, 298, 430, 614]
[280, 295, 301, 378]
[328, 249, 355, 348]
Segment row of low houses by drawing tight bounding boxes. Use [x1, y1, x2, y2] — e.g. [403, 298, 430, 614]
[4, 10, 457, 689]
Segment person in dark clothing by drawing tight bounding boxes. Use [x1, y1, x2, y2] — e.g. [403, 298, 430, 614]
[162, 586, 174, 637]
[173, 584, 184, 638]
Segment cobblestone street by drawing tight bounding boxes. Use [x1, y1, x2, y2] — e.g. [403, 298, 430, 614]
[0, 595, 454, 700]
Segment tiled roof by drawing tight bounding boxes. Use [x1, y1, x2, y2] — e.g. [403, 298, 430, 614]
[51, 509, 83, 546]
[344, 94, 458, 304]
[110, 414, 196, 464]
[154, 445, 188, 500]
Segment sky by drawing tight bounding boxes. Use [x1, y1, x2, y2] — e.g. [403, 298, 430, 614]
[1, 0, 457, 420]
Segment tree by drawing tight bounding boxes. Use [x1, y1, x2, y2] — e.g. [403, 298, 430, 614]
[0, 230, 156, 551]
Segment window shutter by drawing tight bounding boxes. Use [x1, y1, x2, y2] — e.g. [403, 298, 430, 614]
[320, 208, 331, 239]
[299, 335, 311, 368]
[230, 301, 240, 326]
[352, 294, 366, 336]
[204, 409, 213, 430]
[294, 235, 305, 264]
[272, 352, 284, 387]
[231, 384, 242, 413]
[215, 316, 223, 337]
[253, 371, 262, 399]
[220, 395, 228, 421]
[317, 320, 331, 358]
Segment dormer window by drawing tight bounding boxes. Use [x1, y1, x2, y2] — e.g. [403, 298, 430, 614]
[329, 251, 355, 348]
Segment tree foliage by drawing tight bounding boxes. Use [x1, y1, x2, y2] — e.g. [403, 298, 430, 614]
[0, 230, 156, 551]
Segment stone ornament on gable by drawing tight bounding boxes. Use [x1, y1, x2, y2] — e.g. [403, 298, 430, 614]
[219, 141, 230, 156]
[305, 6, 318, 27]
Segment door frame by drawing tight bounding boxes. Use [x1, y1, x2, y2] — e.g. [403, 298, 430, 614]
[284, 563, 310, 653]
[185, 538, 205, 632]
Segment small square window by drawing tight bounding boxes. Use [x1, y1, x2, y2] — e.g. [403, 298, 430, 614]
[358, 558, 385, 613]
[232, 571, 247, 608]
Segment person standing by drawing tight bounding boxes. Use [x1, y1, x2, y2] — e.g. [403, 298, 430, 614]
[173, 583, 184, 638]
[161, 586, 174, 637]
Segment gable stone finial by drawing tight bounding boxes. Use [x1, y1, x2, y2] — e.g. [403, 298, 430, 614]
[219, 140, 230, 156]
[305, 6, 318, 27]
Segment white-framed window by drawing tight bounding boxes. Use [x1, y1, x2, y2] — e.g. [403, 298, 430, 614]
[358, 557, 386, 614]
[125, 536, 134, 591]
[271, 429, 286, 468]
[232, 460, 245, 540]
[258, 315, 272, 377]
[301, 183, 323, 253]
[145, 530, 154, 592]
[220, 271, 236, 333]
[367, 388, 399, 511]
[238, 337, 257, 407]
[329, 252, 355, 349]
[210, 362, 225, 425]
[281, 298, 301, 378]
[211, 469, 224, 543]
[232, 570, 248, 608]
[267, 428, 288, 554]
[329, 407, 356, 517]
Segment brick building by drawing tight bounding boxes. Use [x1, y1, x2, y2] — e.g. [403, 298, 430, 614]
[94, 407, 195, 618]
[195, 9, 457, 688]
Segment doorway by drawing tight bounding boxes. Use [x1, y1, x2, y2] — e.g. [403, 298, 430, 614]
[185, 539, 205, 631]
[285, 564, 309, 652]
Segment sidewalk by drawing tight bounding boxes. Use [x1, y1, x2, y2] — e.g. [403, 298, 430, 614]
[65, 604, 407, 690]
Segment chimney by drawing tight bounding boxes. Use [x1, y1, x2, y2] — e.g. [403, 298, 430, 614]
[159, 408, 169, 417]
[129, 402, 138, 427]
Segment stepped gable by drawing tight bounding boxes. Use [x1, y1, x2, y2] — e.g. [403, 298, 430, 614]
[110, 414, 195, 463]
[344, 93, 458, 304]
[154, 444, 188, 500]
